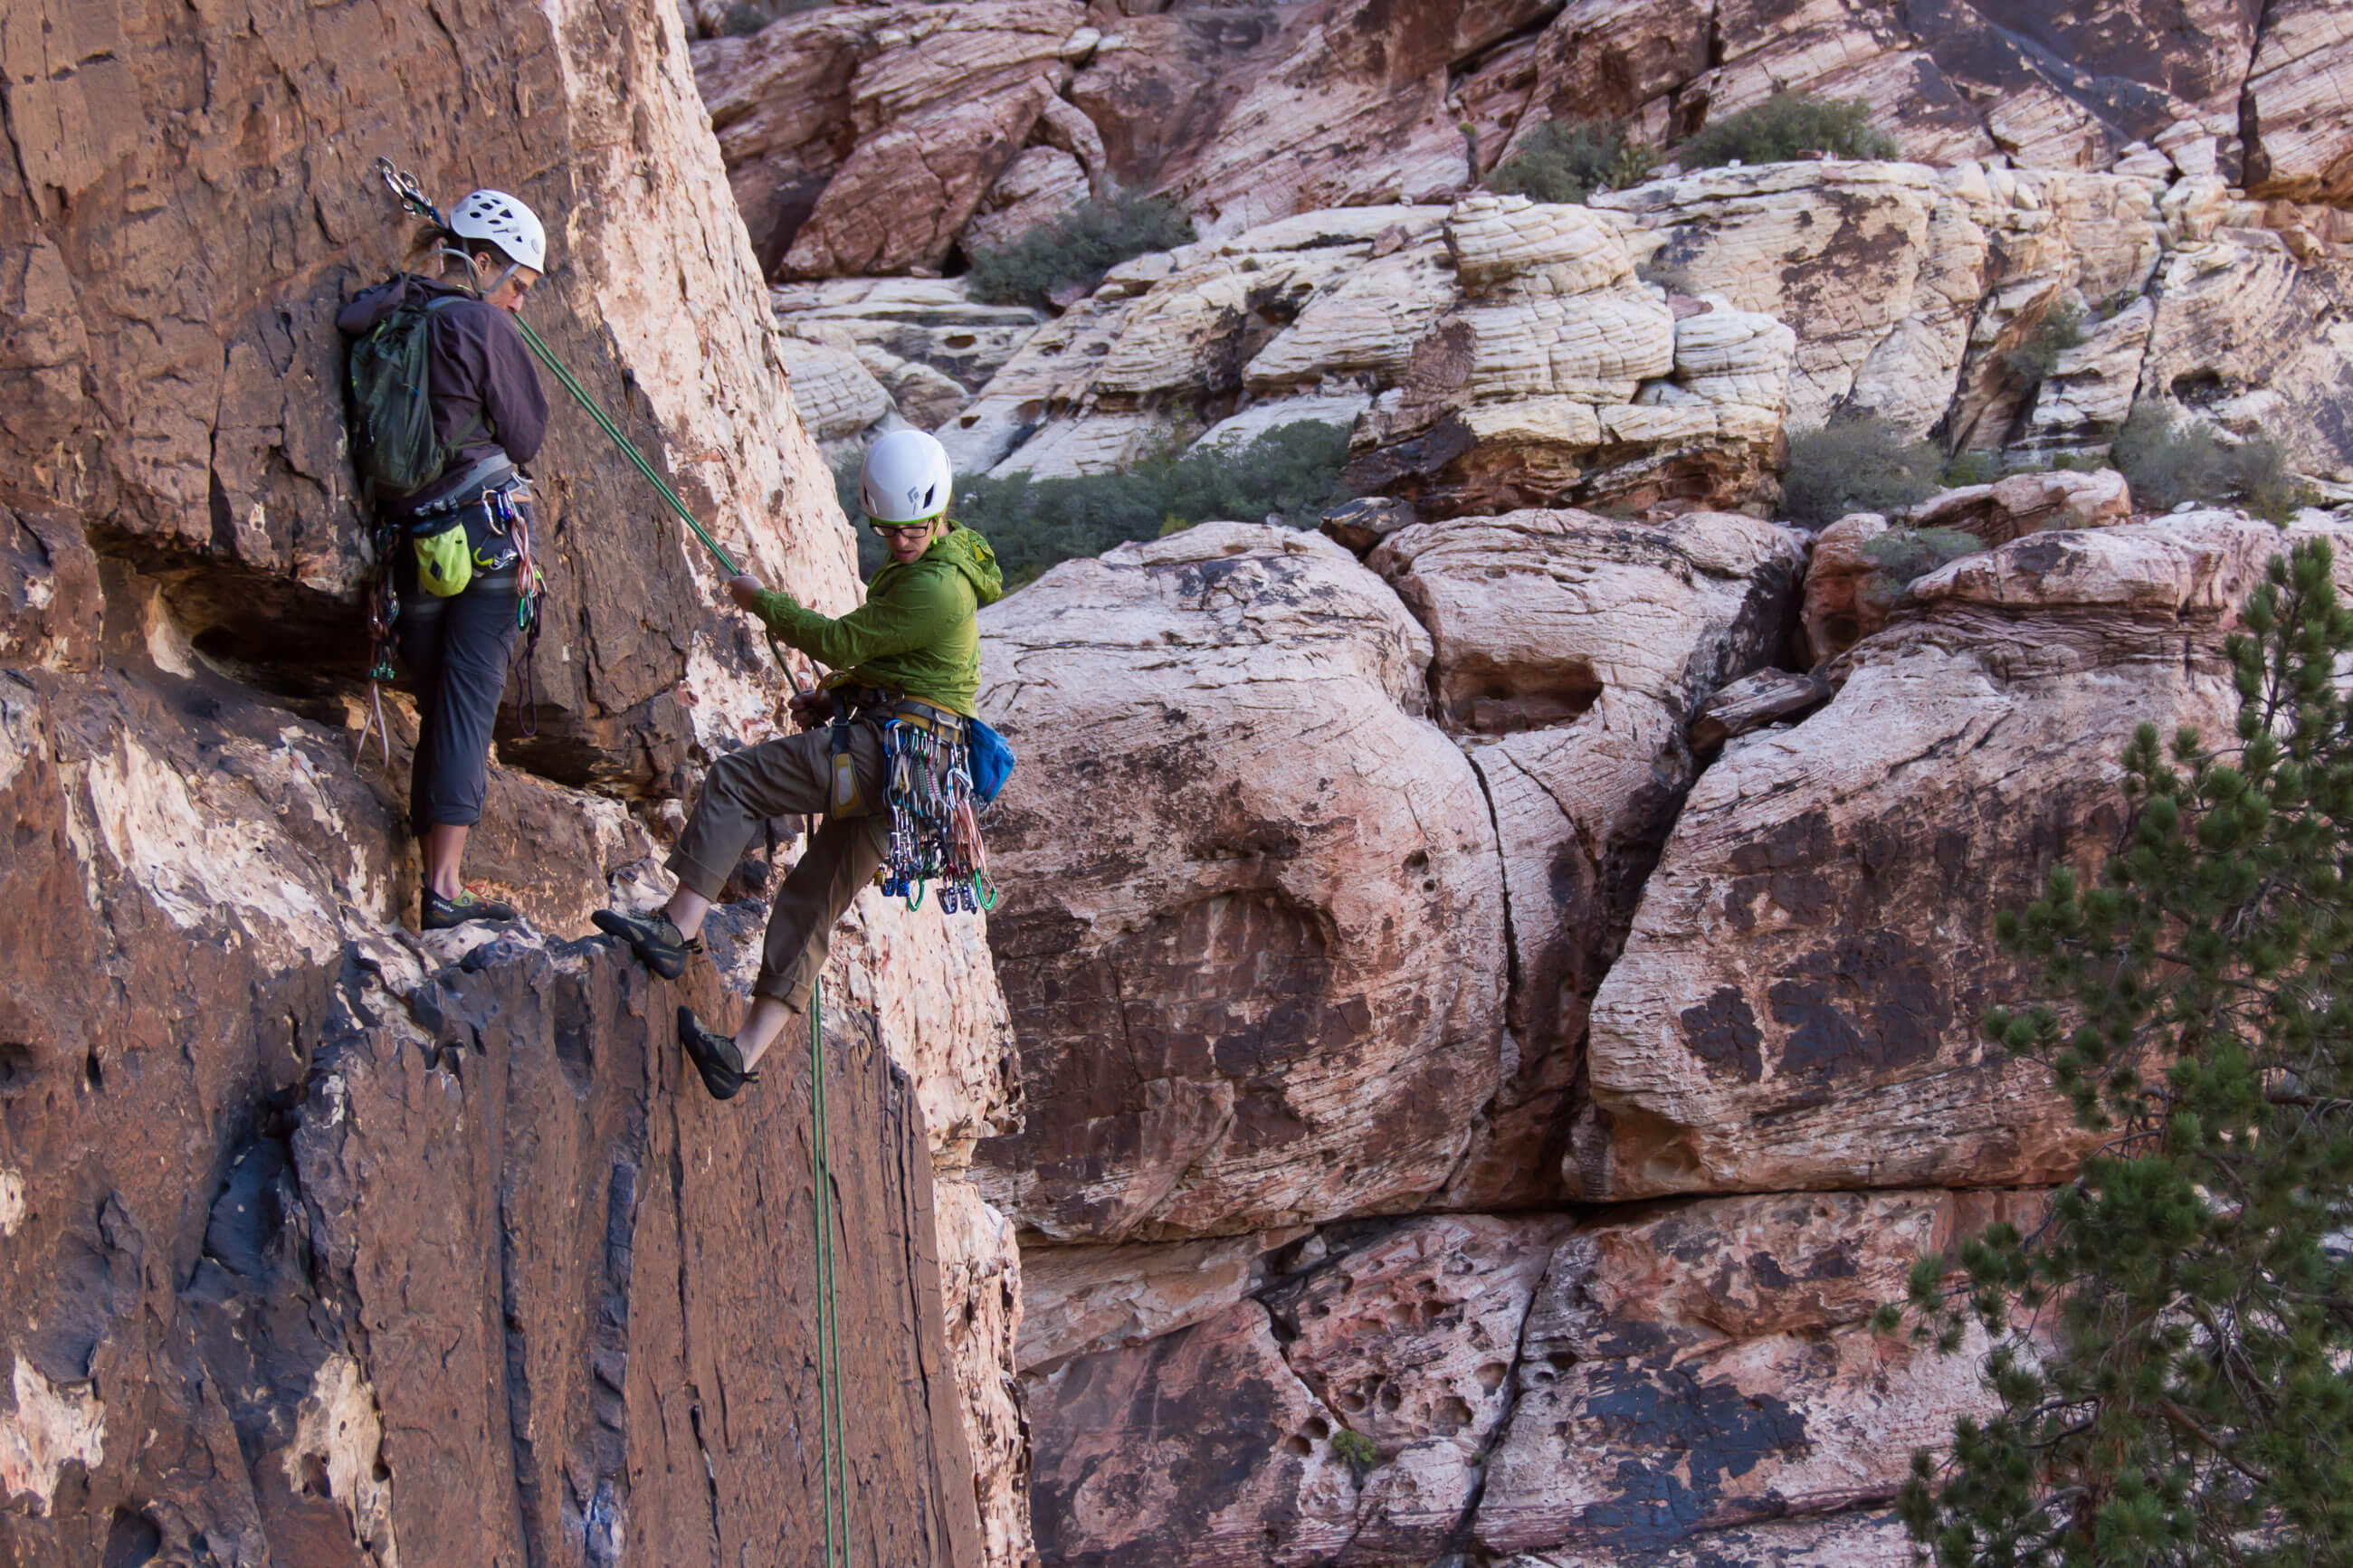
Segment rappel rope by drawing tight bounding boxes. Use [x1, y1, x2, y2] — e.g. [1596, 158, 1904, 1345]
[809, 977, 849, 1566]
[377, 159, 850, 1553]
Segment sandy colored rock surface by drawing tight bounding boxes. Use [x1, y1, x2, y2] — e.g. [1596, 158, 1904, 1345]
[0, 0, 1024, 1559]
[1577, 515, 2353, 1201]
[1017, 1231, 1308, 1371]
[972, 523, 1506, 1241]
[1368, 509, 1803, 1206]
[1026, 1299, 1358, 1567]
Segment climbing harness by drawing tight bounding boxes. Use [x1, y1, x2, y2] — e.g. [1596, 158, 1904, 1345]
[808, 977, 849, 1566]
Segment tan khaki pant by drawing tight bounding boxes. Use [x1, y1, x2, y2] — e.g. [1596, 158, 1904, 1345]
[666, 723, 888, 1010]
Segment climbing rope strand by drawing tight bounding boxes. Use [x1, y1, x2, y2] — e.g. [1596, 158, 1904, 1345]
[511, 317, 740, 575]
[810, 978, 849, 1565]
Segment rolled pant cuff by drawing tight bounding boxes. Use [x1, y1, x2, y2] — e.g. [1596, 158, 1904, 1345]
[664, 847, 733, 904]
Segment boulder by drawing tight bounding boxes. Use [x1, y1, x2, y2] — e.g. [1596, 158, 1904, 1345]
[1910, 467, 2133, 546]
[1575, 515, 2353, 1201]
[972, 523, 1507, 1241]
[1020, 1191, 2030, 1565]
[1498, 1508, 1913, 1567]
[1472, 1189, 2019, 1554]
[1024, 1214, 1572, 1566]
[2136, 228, 2353, 484]
[1017, 1231, 1310, 1371]
[1025, 1300, 1359, 1567]
[776, 2, 1093, 278]
[1689, 668, 1833, 751]
[1264, 1214, 1577, 1561]
[1367, 509, 1804, 1206]
[961, 144, 1091, 254]
[1341, 197, 1788, 518]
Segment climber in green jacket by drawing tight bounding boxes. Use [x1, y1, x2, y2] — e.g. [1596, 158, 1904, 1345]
[595, 430, 1004, 1100]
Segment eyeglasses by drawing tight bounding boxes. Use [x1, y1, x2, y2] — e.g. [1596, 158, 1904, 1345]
[868, 521, 936, 540]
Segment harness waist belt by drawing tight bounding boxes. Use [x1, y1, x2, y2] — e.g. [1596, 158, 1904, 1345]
[408, 456, 521, 519]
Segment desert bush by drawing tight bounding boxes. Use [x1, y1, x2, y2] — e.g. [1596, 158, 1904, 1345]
[1781, 414, 1942, 527]
[2109, 403, 2313, 520]
[965, 194, 1196, 312]
[1940, 451, 2002, 488]
[843, 421, 1354, 587]
[1860, 527, 1981, 603]
[1329, 1429, 1379, 1481]
[2000, 301, 2086, 386]
[1681, 93, 1899, 169]
[1486, 119, 1659, 205]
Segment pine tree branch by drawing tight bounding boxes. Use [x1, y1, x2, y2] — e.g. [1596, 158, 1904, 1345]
[2155, 1396, 2272, 1486]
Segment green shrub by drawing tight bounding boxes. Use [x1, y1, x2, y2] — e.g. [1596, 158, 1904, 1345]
[1329, 1428, 1379, 1481]
[965, 194, 1196, 312]
[1860, 527, 1981, 603]
[1681, 93, 1899, 169]
[2109, 402, 2318, 521]
[1780, 414, 1942, 527]
[1940, 450, 2002, 488]
[2000, 300, 2086, 386]
[1486, 119, 1659, 205]
[842, 421, 1355, 588]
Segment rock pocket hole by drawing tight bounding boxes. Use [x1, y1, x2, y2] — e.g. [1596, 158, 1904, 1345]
[1303, 1416, 1329, 1440]
[1431, 1395, 1472, 1435]
[102, 1508, 162, 1568]
[1476, 1361, 1508, 1392]
[1442, 663, 1603, 736]
[1284, 1433, 1312, 1456]
[0, 1042, 35, 1097]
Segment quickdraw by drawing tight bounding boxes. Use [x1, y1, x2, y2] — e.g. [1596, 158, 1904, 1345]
[876, 720, 998, 913]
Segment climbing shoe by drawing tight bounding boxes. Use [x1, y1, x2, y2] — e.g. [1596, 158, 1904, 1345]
[591, 907, 701, 981]
[677, 1006, 757, 1101]
[423, 889, 519, 931]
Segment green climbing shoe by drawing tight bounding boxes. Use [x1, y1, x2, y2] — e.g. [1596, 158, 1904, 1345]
[591, 907, 701, 981]
[677, 1006, 757, 1101]
[423, 888, 519, 931]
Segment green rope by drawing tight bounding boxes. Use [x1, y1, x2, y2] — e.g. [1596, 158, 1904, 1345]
[810, 978, 848, 1565]
[512, 317, 742, 575]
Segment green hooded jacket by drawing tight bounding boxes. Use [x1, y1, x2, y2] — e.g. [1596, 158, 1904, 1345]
[751, 524, 1004, 717]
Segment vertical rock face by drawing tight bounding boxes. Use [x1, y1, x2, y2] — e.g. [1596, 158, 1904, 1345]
[0, 0, 1021, 1562]
[1365, 509, 1804, 1207]
[1576, 517, 2353, 1201]
[972, 523, 1507, 1241]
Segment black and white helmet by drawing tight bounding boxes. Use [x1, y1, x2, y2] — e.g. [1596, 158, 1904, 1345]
[860, 429, 954, 525]
[448, 188, 547, 272]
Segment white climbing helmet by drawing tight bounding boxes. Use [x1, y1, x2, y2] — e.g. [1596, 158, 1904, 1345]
[860, 429, 954, 525]
[448, 188, 547, 272]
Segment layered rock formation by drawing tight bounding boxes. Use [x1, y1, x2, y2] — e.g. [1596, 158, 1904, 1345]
[982, 503, 2353, 1564]
[0, 0, 1023, 1562]
[691, 0, 2353, 267]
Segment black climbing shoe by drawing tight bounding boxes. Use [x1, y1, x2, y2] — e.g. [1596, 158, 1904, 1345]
[423, 889, 519, 931]
[591, 907, 701, 980]
[677, 1006, 757, 1101]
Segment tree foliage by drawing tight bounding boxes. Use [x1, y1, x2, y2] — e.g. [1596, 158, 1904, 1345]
[844, 421, 1353, 588]
[1780, 413, 1943, 527]
[1485, 119, 1660, 205]
[1890, 537, 2353, 1564]
[964, 193, 1196, 312]
[2111, 404, 2316, 524]
[1681, 92, 1899, 169]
